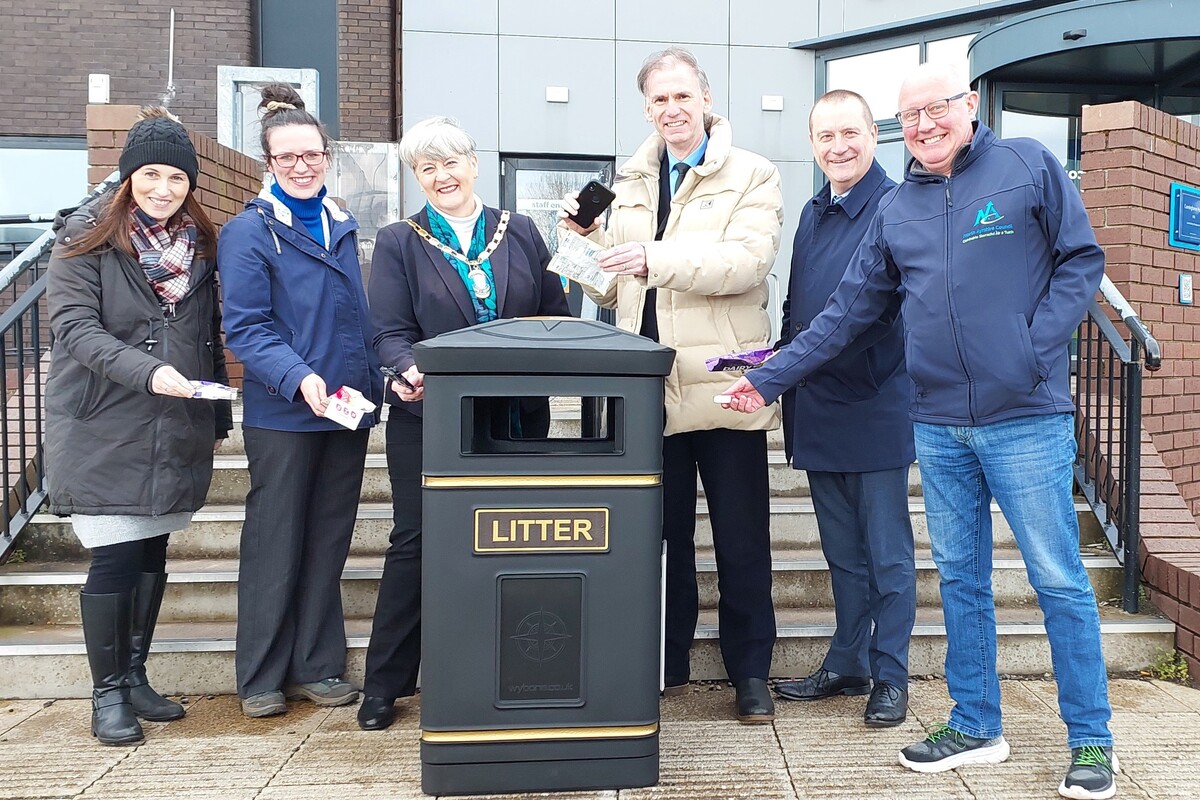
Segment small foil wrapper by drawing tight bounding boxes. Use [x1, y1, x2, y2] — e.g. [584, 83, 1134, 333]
[704, 347, 774, 372]
[189, 380, 238, 401]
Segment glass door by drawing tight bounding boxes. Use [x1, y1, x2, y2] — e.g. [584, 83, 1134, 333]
[500, 156, 614, 318]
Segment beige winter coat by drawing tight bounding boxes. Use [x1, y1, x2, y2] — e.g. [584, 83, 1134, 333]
[586, 115, 783, 435]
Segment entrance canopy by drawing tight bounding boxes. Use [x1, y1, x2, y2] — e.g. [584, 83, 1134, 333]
[969, 0, 1200, 117]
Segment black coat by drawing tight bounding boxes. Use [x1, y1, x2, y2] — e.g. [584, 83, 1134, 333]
[44, 193, 232, 518]
[368, 206, 571, 417]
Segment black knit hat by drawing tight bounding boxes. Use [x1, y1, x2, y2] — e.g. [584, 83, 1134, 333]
[119, 112, 199, 190]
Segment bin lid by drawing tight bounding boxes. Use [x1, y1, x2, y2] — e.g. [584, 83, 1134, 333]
[413, 317, 676, 376]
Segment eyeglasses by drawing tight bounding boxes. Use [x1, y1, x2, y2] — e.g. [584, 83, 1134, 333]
[269, 150, 328, 168]
[895, 92, 968, 127]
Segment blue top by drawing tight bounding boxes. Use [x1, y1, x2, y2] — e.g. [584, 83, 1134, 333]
[751, 123, 1105, 427]
[667, 132, 708, 194]
[269, 181, 327, 247]
[218, 190, 383, 432]
[778, 159, 914, 472]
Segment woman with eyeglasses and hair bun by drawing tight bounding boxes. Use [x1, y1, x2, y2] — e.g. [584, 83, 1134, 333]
[46, 106, 231, 745]
[218, 83, 382, 719]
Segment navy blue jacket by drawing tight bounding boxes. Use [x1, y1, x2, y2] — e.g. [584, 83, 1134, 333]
[778, 160, 914, 472]
[218, 190, 383, 432]
[368, 206, 570, 418]
[752, 123, 1104, 427]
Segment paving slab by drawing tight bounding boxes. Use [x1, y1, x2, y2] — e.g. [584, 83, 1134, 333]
[0, 699, 48, 736]
[0, 678, 1196, 799]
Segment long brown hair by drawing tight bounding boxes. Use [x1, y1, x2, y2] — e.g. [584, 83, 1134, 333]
[62, 179, 218, 260]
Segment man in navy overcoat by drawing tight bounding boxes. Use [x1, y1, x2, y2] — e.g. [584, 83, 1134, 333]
[772, 90, 916, 727]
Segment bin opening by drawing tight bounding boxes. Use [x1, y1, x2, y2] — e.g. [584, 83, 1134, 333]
[462, 396, 622, 455]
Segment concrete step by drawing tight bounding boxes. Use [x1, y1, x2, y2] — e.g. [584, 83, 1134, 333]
[18, 496, 1104, 563]
[0, 605, 1171, 697]
[694, 544, 1125, 610]
[203, 449, 837, 505]
[0, 543, 1124, 626]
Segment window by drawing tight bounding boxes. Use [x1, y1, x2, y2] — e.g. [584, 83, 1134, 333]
[826, 45, 918, 122]
[0, 137, 87, 258]
[500, 156, 614, 319]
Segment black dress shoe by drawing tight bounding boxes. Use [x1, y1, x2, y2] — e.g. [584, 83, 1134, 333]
[357, 695, 396, 731]
[734, 678, 775, 724]
[774, 668, 871, 701]
[864, 681, 908, 727]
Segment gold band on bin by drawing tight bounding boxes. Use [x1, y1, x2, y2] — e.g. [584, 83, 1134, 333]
[421, 723, 659, 744]
[422, 474, 661, 488]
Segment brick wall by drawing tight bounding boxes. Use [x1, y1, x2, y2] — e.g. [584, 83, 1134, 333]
[0, 0, 253, 139]
[1081, 101, 1200, 677]
[337, 0, 398, 141]
[85, 104, 263, 386]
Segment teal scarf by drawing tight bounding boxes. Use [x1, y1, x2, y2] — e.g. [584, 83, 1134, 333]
[425, 205, 497, 323]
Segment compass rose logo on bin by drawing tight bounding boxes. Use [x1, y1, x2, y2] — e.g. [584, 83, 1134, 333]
[511, 609, 572, 662]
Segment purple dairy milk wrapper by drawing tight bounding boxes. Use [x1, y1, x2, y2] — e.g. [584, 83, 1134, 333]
[704, 347, 774, 372]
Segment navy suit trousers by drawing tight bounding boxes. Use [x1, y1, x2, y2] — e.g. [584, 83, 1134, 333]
[808, 465, 916, 686]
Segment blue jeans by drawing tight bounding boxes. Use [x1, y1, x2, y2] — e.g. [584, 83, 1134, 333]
[914, 413, 1113, 748]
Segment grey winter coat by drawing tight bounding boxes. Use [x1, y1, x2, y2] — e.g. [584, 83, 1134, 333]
[44, 192, 233, 518]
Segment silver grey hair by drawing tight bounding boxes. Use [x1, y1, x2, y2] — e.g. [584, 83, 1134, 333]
[398, 116, 477, 169]
[636, 47, 711, 96]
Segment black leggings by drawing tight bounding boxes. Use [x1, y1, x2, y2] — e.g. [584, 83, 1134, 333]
[83, 535, 170, 594]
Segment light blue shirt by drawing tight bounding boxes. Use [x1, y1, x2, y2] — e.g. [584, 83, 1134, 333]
[667, 132, 708, 195]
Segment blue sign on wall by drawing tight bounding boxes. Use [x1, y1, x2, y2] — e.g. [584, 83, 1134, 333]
[1169, 183, 1200, 252]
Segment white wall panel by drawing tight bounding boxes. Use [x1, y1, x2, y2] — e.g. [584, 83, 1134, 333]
[615, 0, 730, 44]
[499, 0, 616, 38]
[728, 46, 815, 162]
[401, 32, 499, 151]
[403, 0, 497, 34]
[498, 37, 617, 154]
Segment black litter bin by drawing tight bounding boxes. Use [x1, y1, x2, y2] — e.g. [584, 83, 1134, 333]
[414, 317, 675, 796]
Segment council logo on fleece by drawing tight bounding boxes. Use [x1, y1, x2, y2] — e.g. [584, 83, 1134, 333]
[962, 200, 1014, 244]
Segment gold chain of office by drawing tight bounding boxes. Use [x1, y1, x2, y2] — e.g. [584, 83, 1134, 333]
[404, 210, 511, 268]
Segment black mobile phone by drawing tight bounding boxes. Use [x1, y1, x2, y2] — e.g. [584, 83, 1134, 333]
[380, 365, 415, 391]
[567, 180, 616, 228]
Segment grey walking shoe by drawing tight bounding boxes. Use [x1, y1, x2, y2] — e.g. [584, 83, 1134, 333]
[285, 677, 359, 707]
[1059, 746, 1119, 799]
[241, 690, 287, 718]
[899, 723, 1010, 773]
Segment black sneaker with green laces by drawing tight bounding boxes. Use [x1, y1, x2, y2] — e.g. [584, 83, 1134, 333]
[898, 723, 1011, 773]
[1058, 745, 1119, 799]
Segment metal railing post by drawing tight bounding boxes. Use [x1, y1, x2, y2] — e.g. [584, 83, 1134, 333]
[1123, 349, 1144, 613]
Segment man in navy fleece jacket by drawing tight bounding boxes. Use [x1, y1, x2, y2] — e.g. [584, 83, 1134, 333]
[722, 63, 1117, 800]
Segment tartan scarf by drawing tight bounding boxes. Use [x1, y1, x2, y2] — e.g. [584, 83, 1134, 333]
[129, 206, 196, 307]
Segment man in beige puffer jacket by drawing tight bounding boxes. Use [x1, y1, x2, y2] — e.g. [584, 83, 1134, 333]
[560, 46, 782, 724]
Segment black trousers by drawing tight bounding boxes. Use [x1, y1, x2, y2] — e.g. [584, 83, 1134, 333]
[362, 411, 423, 698]
[235, 426, 369, 697]
[809, 466, 916, 686]
[84, 535, 169, 594]
[663, 427, 775, 683]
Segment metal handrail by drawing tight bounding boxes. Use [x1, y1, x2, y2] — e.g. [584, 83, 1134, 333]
[1074, 276, 1162, 614]
[0, 171, 119, 563]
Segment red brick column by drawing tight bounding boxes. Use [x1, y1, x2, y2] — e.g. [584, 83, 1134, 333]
[1082, 101, 1200, 677]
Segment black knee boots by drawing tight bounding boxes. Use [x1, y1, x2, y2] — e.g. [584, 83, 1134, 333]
[127, 572, 185, 721]
[79, 590, 143, 745]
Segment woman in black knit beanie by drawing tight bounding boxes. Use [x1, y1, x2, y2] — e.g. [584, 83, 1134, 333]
[45, 106, 231, 745]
